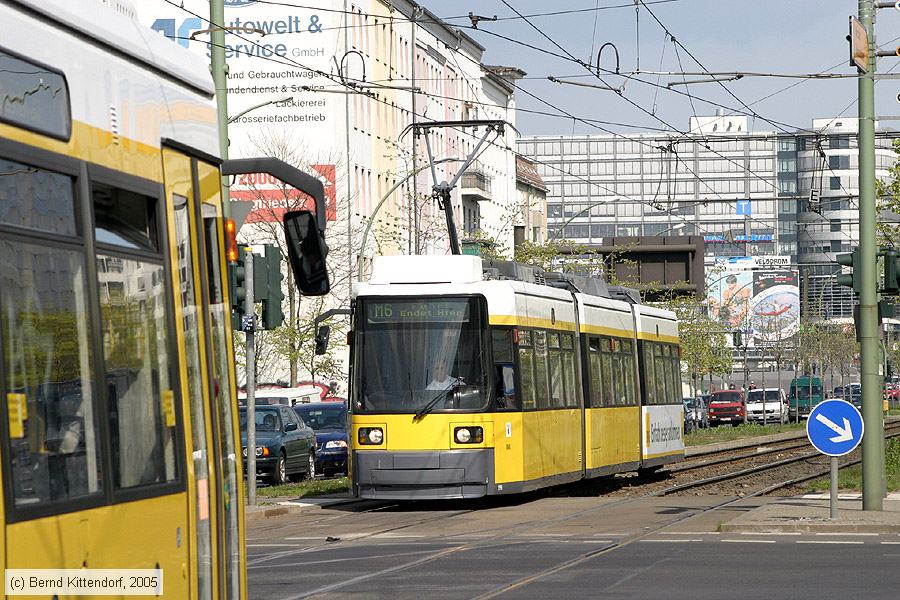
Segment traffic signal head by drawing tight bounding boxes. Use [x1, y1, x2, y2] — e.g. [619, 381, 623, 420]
[260, 244, 285, 330]
[883, 249, 900, 295]
[733, 329, 743, 348]
[835, 249, 860, 292]
[229, 246, 249, 331]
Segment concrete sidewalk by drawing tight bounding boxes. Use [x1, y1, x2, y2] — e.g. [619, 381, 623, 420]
[722, 492, 900, 533]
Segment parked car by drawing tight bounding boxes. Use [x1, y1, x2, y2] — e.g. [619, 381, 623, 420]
[745, 388, 787, 424]
[240, 405, 317, 484]
[885, 383, 900, 404]
[845, 383, 862, 409]
[707, 390, 745, 426]
[294, 402, 348, 477]
[239, 385, 323, 407]
[683, 396, 708, 432]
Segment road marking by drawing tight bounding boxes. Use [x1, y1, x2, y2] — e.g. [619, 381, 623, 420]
[372, 534, 426, 538]
[740, 532, 800, 536]
[639, 538, 702, 543]
[247, 543, 302, 548]
[814, 532, 878, 536]
[524, 533, 573, 537]
[659, 531, 719, 536]
[880, 541, 900, 545]
[581, 540, 613, 544]
[796, 540, 865, 545]
[722, 539, 776, 543]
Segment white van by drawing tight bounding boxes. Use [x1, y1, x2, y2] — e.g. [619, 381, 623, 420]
[238, 385, 323, 407]
[745, 388, 788, 424]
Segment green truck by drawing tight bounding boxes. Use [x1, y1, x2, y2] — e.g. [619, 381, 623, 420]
[788, 376, 824, 420]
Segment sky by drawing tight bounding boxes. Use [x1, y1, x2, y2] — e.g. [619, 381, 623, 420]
[417, 0, 900, 137]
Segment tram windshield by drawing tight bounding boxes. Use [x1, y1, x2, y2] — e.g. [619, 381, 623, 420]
[354, 296, 489, 413]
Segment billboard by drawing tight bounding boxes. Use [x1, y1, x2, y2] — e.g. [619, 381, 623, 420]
[139, 0, 340, 224]
[706, 257, 800, 347]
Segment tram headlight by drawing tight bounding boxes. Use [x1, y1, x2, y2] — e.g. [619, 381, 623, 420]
[358, 427, 384, 445]
[454, 426, 483, 444]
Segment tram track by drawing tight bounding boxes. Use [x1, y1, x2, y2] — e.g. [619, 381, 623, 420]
[256, 422, 900, 599]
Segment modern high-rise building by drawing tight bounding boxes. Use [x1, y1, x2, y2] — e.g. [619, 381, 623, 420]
[517, 113, 899, 320]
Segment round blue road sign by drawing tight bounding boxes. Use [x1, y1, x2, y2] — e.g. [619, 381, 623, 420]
[806, 399, 864, 457]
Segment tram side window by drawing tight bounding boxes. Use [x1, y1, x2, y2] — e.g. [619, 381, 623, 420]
[588, 338, 602, 408]
[654, 344, 668, 405]
[492, 329, 517, 410]
[561, 334, 578, 408]
[94, 185, 177, 489]
[643, 343, 657, 405]
[532, 330, 551, 409]
[517, 330, 536, 410]
[621, 340, 636, 406]
[547, 332, 565, 408]
[1, 240, 102, 507]
[600, 342, 614, 407]
[611, 345, 625, 406]
[0, 157, 77, 235]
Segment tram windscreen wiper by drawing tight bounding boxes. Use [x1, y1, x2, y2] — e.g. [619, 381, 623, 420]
[413, 379, 462, 421]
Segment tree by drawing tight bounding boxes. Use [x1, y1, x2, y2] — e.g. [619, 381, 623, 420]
[876, 138, 900, 246]
[233, 126, 356, 387]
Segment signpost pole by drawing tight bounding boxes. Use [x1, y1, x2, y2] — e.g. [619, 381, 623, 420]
[210, 0, 231, 217]
[245, 248, 257, 507]
[830, 456, 839, 519]
[857, 0, 885, 512]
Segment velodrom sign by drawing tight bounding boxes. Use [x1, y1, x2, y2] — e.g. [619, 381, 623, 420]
[139, 0, 340, 224]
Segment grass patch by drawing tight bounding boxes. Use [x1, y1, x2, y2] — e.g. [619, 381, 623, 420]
[887, 408, 900, 416]
[255, 477, 349, 499]
[807, 437, 900, 493]
[684, 422, 805, 447]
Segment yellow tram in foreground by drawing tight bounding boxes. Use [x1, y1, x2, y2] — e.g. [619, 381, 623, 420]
[350, 255, 684, 500]
[0, 1, 329, 597]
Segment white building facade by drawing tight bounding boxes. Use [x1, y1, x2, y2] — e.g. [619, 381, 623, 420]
[138, 0, 520, 384]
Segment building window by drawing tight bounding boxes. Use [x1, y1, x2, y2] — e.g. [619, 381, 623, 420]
[830, 220, 841, 232]
[829, 176, 841, 190]
[829, 135, 850, 149]
[830, 240, 842, 253]
[829, 155, 850, 170]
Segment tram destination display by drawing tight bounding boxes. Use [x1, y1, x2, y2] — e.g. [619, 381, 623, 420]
[366, 299, 470, 323]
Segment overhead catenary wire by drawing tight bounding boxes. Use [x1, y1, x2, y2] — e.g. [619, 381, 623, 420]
[165, 0, 876, 248]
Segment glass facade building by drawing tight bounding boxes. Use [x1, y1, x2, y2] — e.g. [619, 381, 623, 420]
[517, 115, 899, 321]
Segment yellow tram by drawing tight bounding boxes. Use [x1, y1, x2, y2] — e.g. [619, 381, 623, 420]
[350, 255, 684, 499]
[0, 1, 329, 597]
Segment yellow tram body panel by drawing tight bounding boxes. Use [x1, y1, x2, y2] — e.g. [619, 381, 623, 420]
[584, 407, 642, 472]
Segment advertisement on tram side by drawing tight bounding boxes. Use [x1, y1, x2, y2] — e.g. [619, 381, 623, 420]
[641, 405, 684, 460]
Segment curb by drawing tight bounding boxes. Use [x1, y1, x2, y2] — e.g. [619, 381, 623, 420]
[686, 429, 806, 457]
[245, 496, 363, 521]
[720, 522, 900, 534]
[686, 415, 900, 457]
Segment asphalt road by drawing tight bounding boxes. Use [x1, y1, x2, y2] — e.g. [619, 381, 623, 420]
[247, 494, 900, 600]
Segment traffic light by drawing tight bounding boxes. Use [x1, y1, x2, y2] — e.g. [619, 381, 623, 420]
[229, 246, 249, 331]
[836, 249, 861, 292]
[733, 329, 743, 348]
[883, 249, 900, 295]
[255, 244, 285, 331]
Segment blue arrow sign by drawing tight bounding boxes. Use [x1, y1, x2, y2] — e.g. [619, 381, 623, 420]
[806, 399, 864, 457]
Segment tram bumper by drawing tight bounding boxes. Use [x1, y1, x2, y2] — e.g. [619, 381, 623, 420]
[353, 449, 494, 500]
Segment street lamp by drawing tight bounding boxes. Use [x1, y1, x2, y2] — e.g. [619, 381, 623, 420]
[357, 158, 465, 280]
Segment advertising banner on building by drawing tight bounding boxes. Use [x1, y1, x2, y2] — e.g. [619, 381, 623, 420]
[138, 0, 340, 224]
[706, 257, 800, 347]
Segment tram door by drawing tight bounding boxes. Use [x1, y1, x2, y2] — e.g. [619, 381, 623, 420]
[162, 148, 220, 600]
